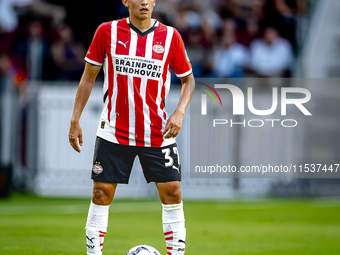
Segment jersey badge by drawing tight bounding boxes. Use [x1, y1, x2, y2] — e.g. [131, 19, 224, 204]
[153, 44, 165, 54]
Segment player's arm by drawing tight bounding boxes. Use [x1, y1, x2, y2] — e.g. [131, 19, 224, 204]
[163, 73, 195, 139]
[69, 63, 101, 152]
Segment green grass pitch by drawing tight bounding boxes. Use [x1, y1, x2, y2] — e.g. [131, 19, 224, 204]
[0, 194, 340, 254]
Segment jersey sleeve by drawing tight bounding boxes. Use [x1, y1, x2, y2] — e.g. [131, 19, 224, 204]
[84, 23, 108, 66]
[169, 29, 192, 78]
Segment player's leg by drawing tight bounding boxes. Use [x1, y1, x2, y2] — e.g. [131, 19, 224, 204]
[86, 182, 117, 255]
[156, 181, 186, 255]
[139, 144, 186, 255]
[86, 137, 137, 255]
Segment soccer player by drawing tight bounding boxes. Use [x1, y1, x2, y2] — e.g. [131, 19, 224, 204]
[68, 0, 195, 254]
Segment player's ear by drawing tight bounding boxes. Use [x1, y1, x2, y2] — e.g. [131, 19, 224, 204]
[122, 0, 129, 7]
[153, 0, 156, 6]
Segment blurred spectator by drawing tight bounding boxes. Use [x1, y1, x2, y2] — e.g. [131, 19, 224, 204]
[228, 0, 266, 30]
[0, 0, 65, 34]
[0, 0, 66, 65]
[0, 0, 20, 33]
[274, 0, 307, 16]
[153, 0, 180, 25]
[264, 0, 307, 51]
[221, 18, 237, 39]
[185, 29, 209, 78]
[51, 24, 85, 80]
[46, 0, 126, 48]
[249, 27, 293, 77]
[237, 18, 261, 47]
[0, 0, 305, 81]
[14, 20, 54, 80]
[174, 6, 202, 32]
[212, 23, 249, 78]
[201, 8, 223, 32]
[0, 52, 26, 95]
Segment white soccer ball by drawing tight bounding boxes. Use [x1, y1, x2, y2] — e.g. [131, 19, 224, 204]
[125, 245, 161, 255]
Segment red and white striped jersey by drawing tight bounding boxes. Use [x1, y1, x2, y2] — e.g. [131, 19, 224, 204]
[85, 18, 192, 147]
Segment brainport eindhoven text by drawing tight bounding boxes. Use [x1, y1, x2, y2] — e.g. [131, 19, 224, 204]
[201, 85, 312, 128]
[115, 57, 163, 79]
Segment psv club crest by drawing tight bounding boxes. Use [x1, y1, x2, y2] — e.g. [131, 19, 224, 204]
[92, 164, 103, 174]
[153, 44, 165, 54]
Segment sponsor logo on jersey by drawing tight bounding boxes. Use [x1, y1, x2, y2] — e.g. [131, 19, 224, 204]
[114, 57, 163, 80]
[153, 44, 165, 54]
[93, 164, 103, 174]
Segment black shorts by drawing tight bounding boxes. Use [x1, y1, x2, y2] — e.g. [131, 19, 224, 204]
[91, 137, 181, 184]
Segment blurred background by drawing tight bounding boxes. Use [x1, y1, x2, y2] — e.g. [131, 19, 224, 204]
[0, 0, 340, 199]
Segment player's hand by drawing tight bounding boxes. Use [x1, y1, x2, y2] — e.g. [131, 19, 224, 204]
[162, 110, 184, 139]
[69, 120, 83, 153]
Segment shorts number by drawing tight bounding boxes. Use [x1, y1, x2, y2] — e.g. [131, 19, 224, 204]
[162, 147, 180, 167]
[173, 147, 181, 166]
[162, 148, 174, 167]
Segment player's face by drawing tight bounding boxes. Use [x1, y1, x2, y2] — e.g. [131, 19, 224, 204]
[123, 0, 156, 21]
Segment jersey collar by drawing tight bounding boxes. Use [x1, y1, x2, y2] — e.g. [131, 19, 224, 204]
[127, 17, 159, 37]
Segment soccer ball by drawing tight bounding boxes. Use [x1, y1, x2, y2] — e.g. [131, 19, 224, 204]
[125, 245, 161, 255]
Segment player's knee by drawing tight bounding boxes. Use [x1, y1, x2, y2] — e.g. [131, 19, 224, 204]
[171, 187, 182, 201]
[165, 186, 182, 204]
[92, 186, 112, 205]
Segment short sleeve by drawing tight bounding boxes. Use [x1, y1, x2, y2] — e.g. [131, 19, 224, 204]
[169, 29, 192, 78]
[85, 22, 109, 66]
